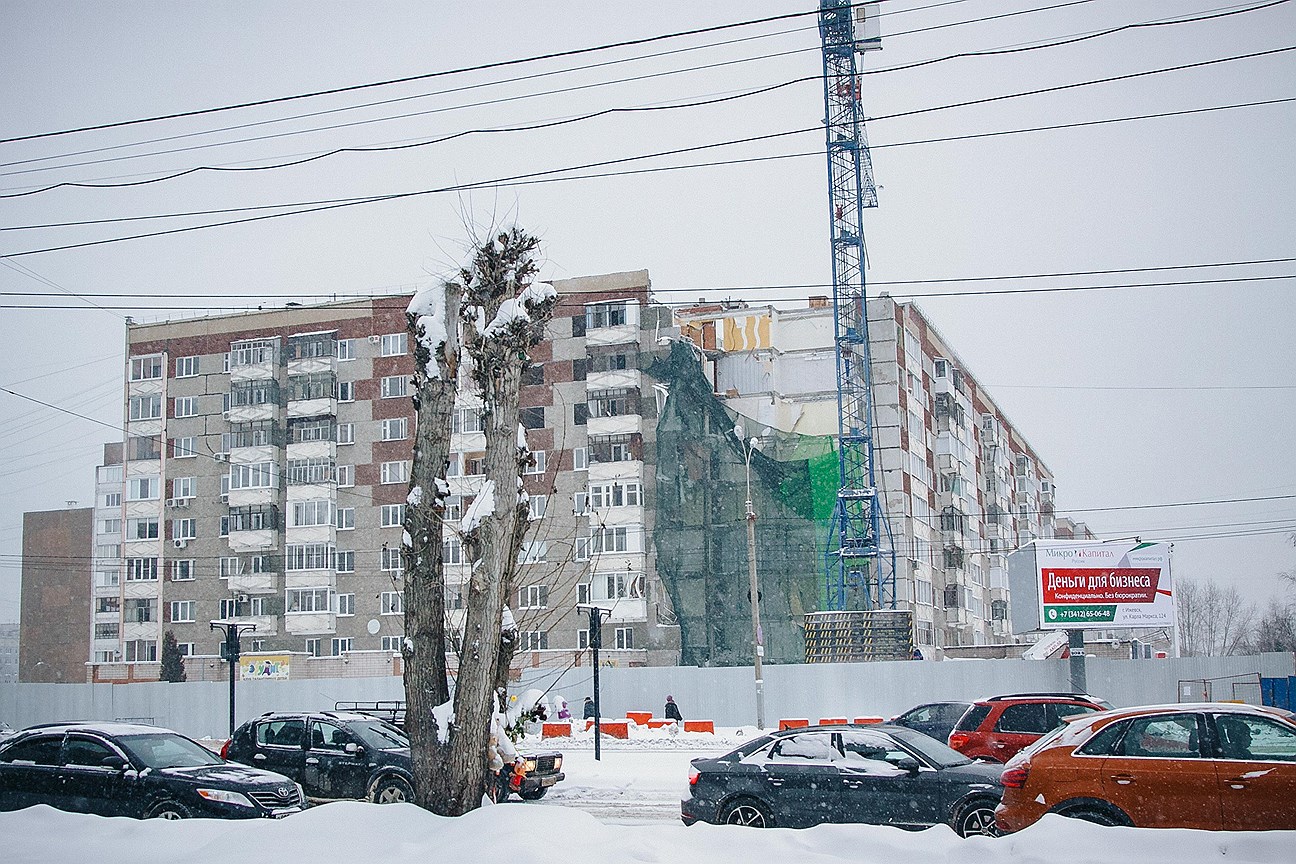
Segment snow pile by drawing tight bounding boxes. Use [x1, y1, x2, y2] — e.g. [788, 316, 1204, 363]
[460, 480, 495, 534]
[481, 281, 557, 339]
[3, 802, 1291, 864]
[407, 285, 449, 378]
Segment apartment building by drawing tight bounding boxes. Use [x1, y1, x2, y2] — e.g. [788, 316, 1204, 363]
[675, 294, 1056, 652]
[85, 271, 680, 679]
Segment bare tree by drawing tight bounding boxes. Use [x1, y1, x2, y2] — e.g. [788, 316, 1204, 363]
[401, 227, 556, 815]
[1176, 576, 1256, 656]
[1247, 597, 1296, 653]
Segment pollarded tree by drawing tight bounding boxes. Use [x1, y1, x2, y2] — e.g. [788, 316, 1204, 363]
[401, 227, 556, 815]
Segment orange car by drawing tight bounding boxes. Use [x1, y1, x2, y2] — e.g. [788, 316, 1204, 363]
[995, 703, 1296, 832]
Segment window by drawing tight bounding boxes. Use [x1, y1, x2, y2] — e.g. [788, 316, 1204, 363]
[381, 417, 408, 441]
[591, 526, 628, 554]
[381, 636, 403, 653]
[171, 559, 195, 581]
[444, 496, 463, 520]
[126, 557, 158, 581]
[336, 464, 354, 487]
[336, 381, 355, 402]
[291, 418, 333, 444]
[94, 623, 120, 640]
[128, 393, 163, 421]
[381, 461, 410, 484]
[573, 491, 589, 514]
[169, 601, 195, 623]
[577, 583, 591, 605]
[287, 587, 332, 613]
[174, 396, 198, 418]
[336, 422, 354, 445]
[331, 638, 353, 656]
[173, 518, 196, 540]
[286, 544, 334, 571]
[381, 504, 405, 528]
[527, 495, 547, 520]
[335, 593, 355, 616]
[520, 406, 544, 429]
[453, 407, 484, 434]
[381, 547, 403, 572]
[231, 462, 276, 489]
[519, 585, 549, 609]
[225, 506, 275, 533]
[1213, 714, 1296, 761]
[524, 450, 547, 475]
[573, 403, 588, 425]
[577, 630, 590, 649]
[336, 339, 356, 361]
[127, 516, 159, 540]
[336, 507, 355, 530]
[335, 550, 355, 572]
[244, 641, 260, 653]
[219, 599, 238, 619]
[614, 627, 634, 650]
[443, 538, 463, 566]
[586, 301, 628, 329]
[520, 631, 548, 651]
[292, 499, 335, 528]
[381, 592, 404, 615]
[589, 481, 641, 509]
[606, 572, 628, 599]
[172, 476, 195, 499]
[220, 557, 242, 578]
[517, 541, 547, 564]
[305, 638, 321, 657]
[286, 458, 333, 485]
[463, 453, 485, 476]
[130, 355, 163, 381]
[381, 375, 409, 398]
[574, 536, 591, 561]
[994, 703, 1051, 735]
[124, 640, 158, 662]
[230, 339, 277, 368]
[380, 333, 407, 356]
[124, 598, 155, 622]
[174, 355, 199, 378]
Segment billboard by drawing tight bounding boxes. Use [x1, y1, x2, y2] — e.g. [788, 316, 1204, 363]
[1008, 541, 1174, 632]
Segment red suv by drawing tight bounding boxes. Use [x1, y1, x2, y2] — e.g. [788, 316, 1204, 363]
[947, 693, 1111, 763]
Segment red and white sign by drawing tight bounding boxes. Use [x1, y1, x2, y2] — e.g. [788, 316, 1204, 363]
[1034, 541, 1174, 630]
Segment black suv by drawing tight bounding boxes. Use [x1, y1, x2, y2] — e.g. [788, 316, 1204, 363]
[0, 722, 304, 819]
[224, 710, 564, 803]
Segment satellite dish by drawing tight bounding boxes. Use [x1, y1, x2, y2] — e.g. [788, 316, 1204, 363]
[367, 619, 381, 635]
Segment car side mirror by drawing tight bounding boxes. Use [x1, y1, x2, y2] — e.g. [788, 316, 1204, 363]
[101, 755, 128, 770]
[344, 742, 361, 754]
[893, 757, 920, 775]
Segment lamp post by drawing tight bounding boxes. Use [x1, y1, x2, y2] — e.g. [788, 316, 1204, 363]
[211, 620, 256, 738]
[577, 604, 610, 760]
[735, 425, 766, 730]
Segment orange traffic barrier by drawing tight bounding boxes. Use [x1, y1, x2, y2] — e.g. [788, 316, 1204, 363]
[542, 722, 572, 738]
[819, 717, 849, 725]
[779, 718, 810, 731]
[683, 720, 714, 733]
[646, 719, 674, 729]
[626, 711, 652, 725]
[595, 720, 629, 739]
[853, 716, 884, 725]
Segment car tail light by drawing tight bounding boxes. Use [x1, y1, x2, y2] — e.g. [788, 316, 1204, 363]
[1001, 762, 1030, 788]
[688, 767, 699, 786]
[219, 739, 231, 759]
[948, 732, 970, 751]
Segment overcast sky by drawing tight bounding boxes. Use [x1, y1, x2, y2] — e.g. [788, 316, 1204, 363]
[2, 0, 1294, 627]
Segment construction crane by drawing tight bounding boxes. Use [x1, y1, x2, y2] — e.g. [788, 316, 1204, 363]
[818, 0, 897, 612]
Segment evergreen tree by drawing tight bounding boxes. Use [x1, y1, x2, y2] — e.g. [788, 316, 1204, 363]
[160, 629, 187, 682]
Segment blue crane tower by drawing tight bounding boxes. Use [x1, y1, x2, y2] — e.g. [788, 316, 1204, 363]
[818, 0, 897, 612]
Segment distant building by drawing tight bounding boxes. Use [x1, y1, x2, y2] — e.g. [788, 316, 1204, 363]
[0, 623, 18, 684]
[20, 505, 93, 682]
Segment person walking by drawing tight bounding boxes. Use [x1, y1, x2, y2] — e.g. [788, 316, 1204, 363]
[583, 696, 596, 719]
[664, 695, 683, 722]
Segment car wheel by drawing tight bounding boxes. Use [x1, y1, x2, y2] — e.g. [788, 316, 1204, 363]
[720, 797, 774, 828]
[369, 775, 414, 804]
[1055, 804, 1128, 827]
[145, 799, 192, 820]
[954, 799, 1000, 837]
[518, 787, 548, 801]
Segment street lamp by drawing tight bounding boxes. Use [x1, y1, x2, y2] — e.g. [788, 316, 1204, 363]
[576, 604, 611, 760]
[211, 620, 256, 738]
[735, 424, 766, 730]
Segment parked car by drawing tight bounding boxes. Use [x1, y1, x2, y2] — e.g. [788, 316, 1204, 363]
[0, 721, 304, 819]
[996, 702, 1296, 832]
[680, 723, 1002, 836]
[223, 710, 564, 803]
[947, 693, 1111, 762]
[891, 701, 972, 744]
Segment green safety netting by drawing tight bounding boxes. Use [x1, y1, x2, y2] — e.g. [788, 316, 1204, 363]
[646, 342, 840, 667]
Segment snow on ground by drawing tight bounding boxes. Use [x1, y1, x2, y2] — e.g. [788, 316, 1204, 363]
[7, 725, 1292, 863]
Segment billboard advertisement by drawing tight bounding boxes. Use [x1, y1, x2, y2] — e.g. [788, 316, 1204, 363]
[1032, 541, 1174, 630]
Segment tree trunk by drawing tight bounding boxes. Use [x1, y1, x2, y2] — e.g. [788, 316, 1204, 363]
[402, 281, 460, 811]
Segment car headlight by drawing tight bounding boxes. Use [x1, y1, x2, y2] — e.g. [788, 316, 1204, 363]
[524, 759, 537, 773]
[295, 783, 306, 804]
[196, 788, 255, 808]
[552, 756, 562, 771]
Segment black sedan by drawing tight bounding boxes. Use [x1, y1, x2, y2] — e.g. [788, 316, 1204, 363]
[890, 701, 973, 745]
[681, 723, 1002, 836]
[0, 722, 304, 819]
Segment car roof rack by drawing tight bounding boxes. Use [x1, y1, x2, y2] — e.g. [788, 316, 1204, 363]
[986, 692, 1102, 703]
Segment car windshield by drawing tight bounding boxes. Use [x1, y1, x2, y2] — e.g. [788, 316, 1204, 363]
[726, 732, 780, 761]
[347, 719, 408, 750]
[887, 726, 973, 768]
[119, 733, 225, 769]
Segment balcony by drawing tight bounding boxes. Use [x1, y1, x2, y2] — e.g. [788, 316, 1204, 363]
[284, 611, 335, 636]
[228, 572, 277, 594]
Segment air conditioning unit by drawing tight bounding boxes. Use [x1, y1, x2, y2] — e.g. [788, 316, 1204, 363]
[236, 594, 250, 603]
[167, 498, 189, 508]
[173, 538, 188, 550]
[367, 335, 381, 344]
[213, 453, 229, 462]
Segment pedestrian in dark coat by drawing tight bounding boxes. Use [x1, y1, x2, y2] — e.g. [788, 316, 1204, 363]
[664, 695, 683, 722]
[583, 696, 596, 719]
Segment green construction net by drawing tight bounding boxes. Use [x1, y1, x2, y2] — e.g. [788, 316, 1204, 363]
[647, 342, 840, 667]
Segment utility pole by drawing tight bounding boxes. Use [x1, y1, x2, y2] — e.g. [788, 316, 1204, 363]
[736, 425, 766, 730]
[578, 604, 609, 760]
[211, 621, 256, 739]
